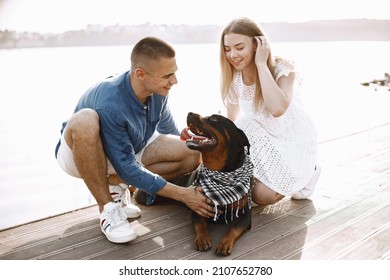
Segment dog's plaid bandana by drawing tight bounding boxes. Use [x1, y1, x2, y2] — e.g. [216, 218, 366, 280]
[194, 155, 254, 223]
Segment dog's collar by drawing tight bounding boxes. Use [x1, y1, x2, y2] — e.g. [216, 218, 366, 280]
[195, 155, 254, 223]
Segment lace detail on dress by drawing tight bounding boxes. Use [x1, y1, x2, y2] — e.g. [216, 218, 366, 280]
[229, 59, 298, 109]
[226, 85, 239, 104]
[274, 58, 303, 85]
[230, 71, 257, 112]
[230, 59, 317, 195]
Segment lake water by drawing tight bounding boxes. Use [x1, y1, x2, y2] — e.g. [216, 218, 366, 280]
[1, 42, 390, 230]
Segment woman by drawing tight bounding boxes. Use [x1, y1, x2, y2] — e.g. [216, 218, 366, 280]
[219, 18, 320, 206]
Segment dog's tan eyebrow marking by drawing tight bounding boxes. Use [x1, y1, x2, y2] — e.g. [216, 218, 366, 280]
[223, 128, 231, 142]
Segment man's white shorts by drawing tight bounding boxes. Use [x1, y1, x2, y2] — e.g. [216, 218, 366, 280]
[56, 126, 160, 178]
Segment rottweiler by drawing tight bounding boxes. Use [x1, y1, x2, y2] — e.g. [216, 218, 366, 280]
[180, 112, 254, 256]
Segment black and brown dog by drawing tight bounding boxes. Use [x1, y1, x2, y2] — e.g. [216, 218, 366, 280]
[180, 112, 254, 256]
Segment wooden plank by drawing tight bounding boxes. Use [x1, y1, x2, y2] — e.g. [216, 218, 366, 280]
[0, 124, 389, 260]
[0, 207, 98, 255]
[285, 189, 390, 259]
[0, 201, 185, 259]
[334, 222, 390, 260]
[137, 200, 314, 260]
[49, 207, 193, 260]
[227, 185, 390, 260]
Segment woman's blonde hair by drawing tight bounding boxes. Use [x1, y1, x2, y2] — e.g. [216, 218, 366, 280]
[220, 18, 275, 110]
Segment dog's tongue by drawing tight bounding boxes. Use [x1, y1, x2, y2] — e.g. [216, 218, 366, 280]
[180, 127, 208, 142]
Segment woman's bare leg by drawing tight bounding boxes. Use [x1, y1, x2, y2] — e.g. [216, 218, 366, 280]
[251, 179, 284, 206]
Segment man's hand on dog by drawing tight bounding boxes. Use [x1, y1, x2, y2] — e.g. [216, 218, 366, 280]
[184, 186, 216, 218]
[157, 182, 216, 218]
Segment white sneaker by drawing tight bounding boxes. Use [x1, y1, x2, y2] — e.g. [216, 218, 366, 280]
[100, 202, 137, 243]
[292, 165, 322, 200]
[109, 183, 141, 218]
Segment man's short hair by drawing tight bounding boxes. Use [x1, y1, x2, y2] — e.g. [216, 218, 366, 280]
[131, 37, 175, 72]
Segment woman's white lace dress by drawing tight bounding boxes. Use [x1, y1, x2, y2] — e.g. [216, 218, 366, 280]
[230, 59, 317, 196]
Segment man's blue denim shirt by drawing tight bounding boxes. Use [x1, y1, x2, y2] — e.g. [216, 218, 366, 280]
[56, 71, 180, 203]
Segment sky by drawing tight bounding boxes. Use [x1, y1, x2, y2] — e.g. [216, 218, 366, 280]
[1, 0, 389, 33]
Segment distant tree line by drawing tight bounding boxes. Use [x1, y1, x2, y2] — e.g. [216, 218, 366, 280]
[1, 19, 389, 49]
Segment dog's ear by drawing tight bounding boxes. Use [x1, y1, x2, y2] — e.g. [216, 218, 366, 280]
[238, 128, 251, 155]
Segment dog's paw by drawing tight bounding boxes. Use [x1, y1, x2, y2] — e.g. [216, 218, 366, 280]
[194, 236, 212, 251]
[215, 239, 234, 256]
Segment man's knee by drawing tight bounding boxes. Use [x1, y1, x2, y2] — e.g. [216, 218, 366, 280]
[69, 109, 99, 128]
[185, 150, 201, 170]
[65, 109, 100, 146]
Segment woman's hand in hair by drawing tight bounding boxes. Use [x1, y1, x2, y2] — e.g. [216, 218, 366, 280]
[254, 36, 270, 66]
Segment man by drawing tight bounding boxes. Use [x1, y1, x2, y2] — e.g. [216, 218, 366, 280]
[55, 37, 215, 244]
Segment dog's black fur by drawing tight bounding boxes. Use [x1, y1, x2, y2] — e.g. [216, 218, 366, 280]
[181, 112, 253, 256]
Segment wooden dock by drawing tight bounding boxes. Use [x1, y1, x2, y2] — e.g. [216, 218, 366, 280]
[0, 123, 389, 260]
